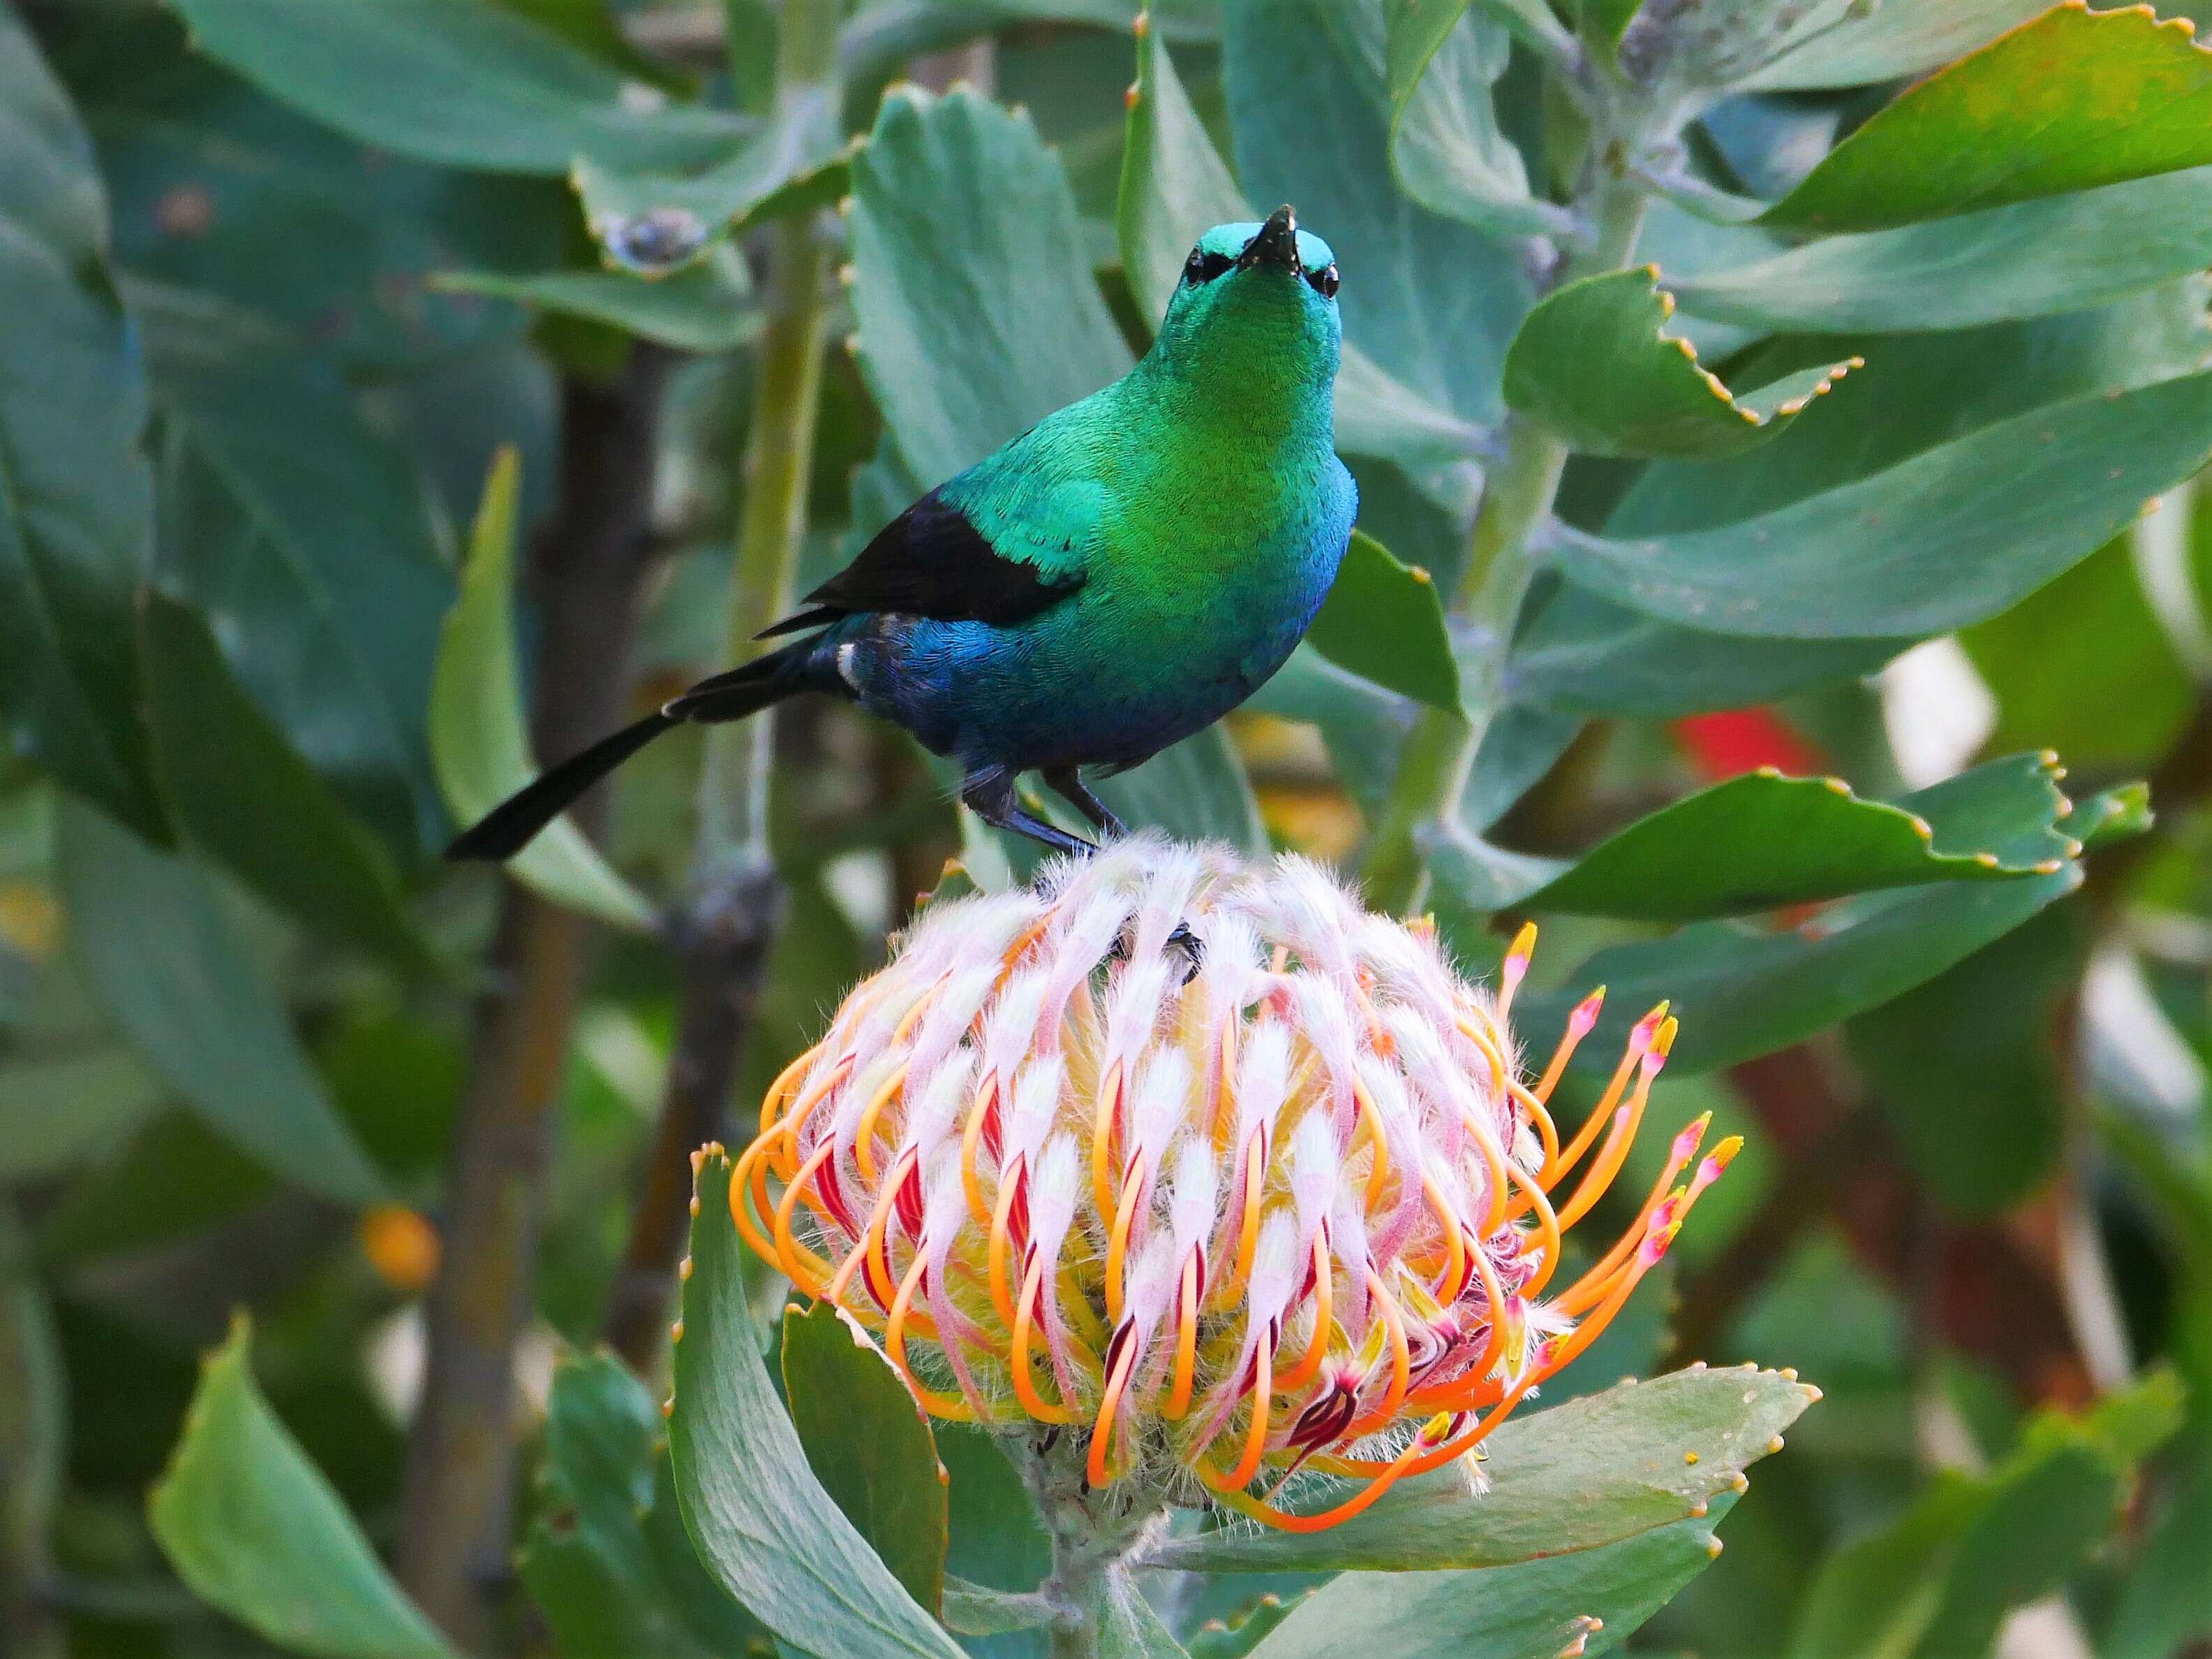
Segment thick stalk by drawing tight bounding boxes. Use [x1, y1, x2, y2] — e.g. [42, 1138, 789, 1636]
[1012, 1435, 1165, 1659]
[400, 347, 672, 1643]
[1359, 175, 1652, 916]
[600, 0, 836, 1367]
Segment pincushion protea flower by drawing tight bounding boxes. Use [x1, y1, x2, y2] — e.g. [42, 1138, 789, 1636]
[731, 836, 1735, 1532]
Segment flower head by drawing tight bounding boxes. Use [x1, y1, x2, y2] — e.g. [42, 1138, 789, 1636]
[732, 836, 1734, 1530]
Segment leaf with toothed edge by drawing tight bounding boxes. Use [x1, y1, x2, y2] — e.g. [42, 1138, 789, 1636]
[1504, 268, 1860, 459]
[1304, 531, 1462, 712]
[670, 1147, 966, 1659]
[1139, 1365, 1816, 1574]
[1759, 2, 2212, 233]
[1518, 854, 2103, 1080]
[1673, 166, 2212, 335]
[1186, 1591, 1306, 1659]
[1488, 752, 2081, 922]
[1786, 1371, 2184, 1659]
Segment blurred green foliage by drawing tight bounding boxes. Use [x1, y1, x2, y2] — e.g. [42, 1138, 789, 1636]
[6, 0, 2212, 1656]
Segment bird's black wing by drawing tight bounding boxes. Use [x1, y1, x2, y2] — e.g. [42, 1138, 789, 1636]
[759, 487, 1084, 637]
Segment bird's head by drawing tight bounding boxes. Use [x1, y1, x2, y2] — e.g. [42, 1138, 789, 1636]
[1152, 205, 1341, 391]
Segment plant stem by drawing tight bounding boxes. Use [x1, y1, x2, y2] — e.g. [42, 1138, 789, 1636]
[1013, 1433, 1164, 1659]
[1358, 158, 1654, 916]
[399, 347, 672, 1643]
[602, 0, 837, 1367]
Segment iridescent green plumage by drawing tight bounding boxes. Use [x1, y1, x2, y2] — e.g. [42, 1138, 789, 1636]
[451, 208, 1357, 861]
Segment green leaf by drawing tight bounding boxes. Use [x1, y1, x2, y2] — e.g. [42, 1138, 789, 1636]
[55, 796, 388, 1205]
[1096, 1568, 1190, 1658]
[1786, 1373, 2184, 1659]
[572, 95, 853, 275]
[1303, 531, 1461, 711]
[1554, 370, 2212, 639]
[1744, 0, 2046, 91]
[1115, 12, 1485, 485]
[1846, 904, 2083, 1217]
[149, 1316, 455, 1659]
[853, 85, 1132, 488]
[1092, 728, 1268, 855]
[1223, 0, 1533, 433]
[0, 1207, 64, 1602]
[145, 324, 455, 855]
[169, 0, 747, 175]
[78, 13, 570, 376]
[138, 593, 438, 977]
[0, 9, 164, 837]
[1613, 284, 2212, 537]
[1674, 166, 2212, 333]
[518, 1353, 769, 1659]
[2106, 1457, 2212, 1659]
[1518, 867, 2084, 1078]
[433, 250, 760, 353]
[1961, 536, 2195, 769]
[940, 1576, 1051, 1637]
[1385, 0, 1560, 238]
[429, 448, 657, 932]
[938, 1424, 1053, 1649]
[1508, 753, 2076, 921]
[670, 1147, 966, 1659]
[0, 1048, 163, 1184]
[1762, 3, 2212, 233]
[1505, 584, 1906, 718]
[1187, 1595, 1303, 1659]
[781, 1302, 948, 1617]
[1243, 1507, 1731, 1659]
[1506, 267, 1859, 458]
[1142, 1365, 1816, 1574]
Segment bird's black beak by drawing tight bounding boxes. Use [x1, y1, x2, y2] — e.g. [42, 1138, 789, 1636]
[1241, 204, 1303, 274]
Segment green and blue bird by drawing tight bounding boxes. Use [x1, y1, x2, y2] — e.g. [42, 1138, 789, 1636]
[450, 205, 1355, 862]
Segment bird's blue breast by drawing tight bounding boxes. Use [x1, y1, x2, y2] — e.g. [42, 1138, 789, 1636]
[842, 456, 1356, 774]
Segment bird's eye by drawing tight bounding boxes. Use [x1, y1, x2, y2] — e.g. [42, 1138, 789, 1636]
[1183, 249, 1235, 286]
[1308, 263, 1340, 299]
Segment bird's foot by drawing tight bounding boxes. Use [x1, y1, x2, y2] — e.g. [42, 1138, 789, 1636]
[1106, 920, 1203, 983]
[1042, 767, 1127, 840]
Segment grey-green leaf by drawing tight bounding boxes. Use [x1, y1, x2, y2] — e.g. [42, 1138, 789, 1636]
[1517, 867, 2084, 1078]
[146, 328, 455, 855]
[55, 797, 388, 1205]
[139, 592, 438, 976]
[670, 1149, 966, 1659]
[432, 251, 760, 354]
[0, 8, 164, 837]
[1554, 370, 2212, 639]
[150, 1316, 455, 1659]
[781, 1301, 948, 1617]
[1672, 166, 2212, 334]
[1245, 1506, 1733, 1659]
[169, 0, 747, 175]
[428, 448, 656, 931]
[1141, 1366, 1815, 1574]
[853, 85, 1131, 488]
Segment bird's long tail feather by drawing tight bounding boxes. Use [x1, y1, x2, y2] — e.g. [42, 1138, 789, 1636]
[446, 641, 818, 862]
